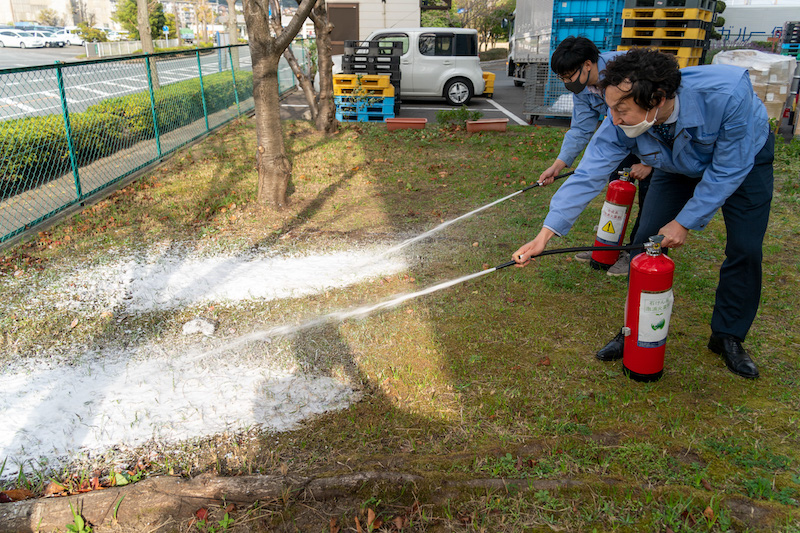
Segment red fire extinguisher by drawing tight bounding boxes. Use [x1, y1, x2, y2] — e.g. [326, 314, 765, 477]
[590, 168, 637, 271]
[622, 235, 675, 382]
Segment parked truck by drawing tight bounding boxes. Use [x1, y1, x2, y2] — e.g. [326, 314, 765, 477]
[507, 0, 624, 118]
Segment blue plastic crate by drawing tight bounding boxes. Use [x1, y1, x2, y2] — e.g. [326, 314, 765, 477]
[552, 19, 624, 51]
[335, 109, 396, 122]
[553, 0, 623, 19]
[334, 96, 395, 115]
[551, 0, 625, 53]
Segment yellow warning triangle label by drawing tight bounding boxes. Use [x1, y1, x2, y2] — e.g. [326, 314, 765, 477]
[602, 221, 616, 234]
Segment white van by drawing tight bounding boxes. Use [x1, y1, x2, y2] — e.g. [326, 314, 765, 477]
[52, 27, 84, 46]
[329, 27, 485, 106]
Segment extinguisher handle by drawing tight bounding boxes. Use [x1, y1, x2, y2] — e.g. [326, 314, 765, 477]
[519, 170, 575, 193]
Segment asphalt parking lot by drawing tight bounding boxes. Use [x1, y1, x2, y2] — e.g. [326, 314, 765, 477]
[0, 44, 84, 70]
[1, 47, 569, 129]
[280, 59, 570, 128]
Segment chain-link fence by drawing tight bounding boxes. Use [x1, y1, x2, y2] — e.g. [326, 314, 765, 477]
[0, 42, 309, 245]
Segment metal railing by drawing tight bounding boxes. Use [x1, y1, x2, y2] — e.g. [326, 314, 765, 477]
[0, 42, 310, 245]
[85, 39, 184, 58]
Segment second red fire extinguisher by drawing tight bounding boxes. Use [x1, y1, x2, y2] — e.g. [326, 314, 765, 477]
[622, 235, 675, 382]
[590, 168, 637, 271]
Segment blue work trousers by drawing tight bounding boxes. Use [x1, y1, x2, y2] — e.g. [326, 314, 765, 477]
[632, 132, 774, 341]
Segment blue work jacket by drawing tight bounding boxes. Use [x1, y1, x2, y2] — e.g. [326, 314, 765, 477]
[543, 64, 769, 237]
[556, 51, 626, 167]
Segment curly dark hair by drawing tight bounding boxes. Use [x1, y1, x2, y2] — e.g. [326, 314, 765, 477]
[599, 48, 681, 110]
[551, 37, 600, 76]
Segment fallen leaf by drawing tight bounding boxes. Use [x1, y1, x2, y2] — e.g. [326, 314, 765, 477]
[90, 477, 101, 490]
[329, 517, 340, 533]
[195, 508, 209, 521]
[472, 242, 479, 247]
[393, 515, 407, 529]
[482, 263, 490, 270]
[43, 482, 66, 496]
[355, 516, 363, 533]
[537, 356, 551, 366]
[703, 507, 714, 520]
[0, 489, 35, 502]
[69, 318, 79, 329]
[367, 508, 376, 527]
[701, 478, 712, 490]
[225, 503, 236, 513]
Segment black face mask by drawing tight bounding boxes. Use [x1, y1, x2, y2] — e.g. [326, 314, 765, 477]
[563, 67, 587, 94]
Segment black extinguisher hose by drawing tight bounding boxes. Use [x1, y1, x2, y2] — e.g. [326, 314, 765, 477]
[493, 243, 646, 271]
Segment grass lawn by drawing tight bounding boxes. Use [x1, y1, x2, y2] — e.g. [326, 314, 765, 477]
[1, 118, 799, 532]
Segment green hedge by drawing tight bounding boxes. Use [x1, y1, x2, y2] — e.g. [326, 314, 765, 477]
[0, 69, 252, 199]
[0, 112, 123, 199]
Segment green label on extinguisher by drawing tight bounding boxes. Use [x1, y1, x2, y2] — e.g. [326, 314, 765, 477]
[638, 289, 674, 348]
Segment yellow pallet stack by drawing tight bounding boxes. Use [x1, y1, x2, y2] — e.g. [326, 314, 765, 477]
[482, 72, 496, 98]
[619, 0, 714, 68]
[332, 74, 396, 122]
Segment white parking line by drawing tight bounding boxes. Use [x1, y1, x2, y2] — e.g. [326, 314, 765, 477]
[0, 97, 36, 112]
[81, 87, 111, 96]
[41, 91, 78, 104]
[485, 98, 527, 125]
[100, 81, 144, 90]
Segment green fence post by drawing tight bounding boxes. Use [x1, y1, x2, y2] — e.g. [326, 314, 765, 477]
[145, 55, 162, 157]
[197, 50, 210, 132]
[228, 46, 241, 116]
[55, 62, 82, 200]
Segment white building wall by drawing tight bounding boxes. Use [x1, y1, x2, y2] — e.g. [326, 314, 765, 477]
[1, 0, 115, 27]
[328, 0, 420, 39]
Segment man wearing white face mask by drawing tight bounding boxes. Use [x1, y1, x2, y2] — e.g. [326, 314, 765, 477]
[513, 48, 774, 380]
[540, 37, 653, 276]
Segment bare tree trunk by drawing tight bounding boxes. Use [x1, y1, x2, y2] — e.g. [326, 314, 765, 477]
[285, 46, 319, 122]
[244, 0, 317, 209]
[137, 0, 159, 90]
[270, 0, 318, 122]
[310, 0, 337, 134]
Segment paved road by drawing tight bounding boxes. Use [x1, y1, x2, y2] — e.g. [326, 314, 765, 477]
[0, 48, 255, 120]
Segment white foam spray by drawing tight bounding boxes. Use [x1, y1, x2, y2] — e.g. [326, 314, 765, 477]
[377, 190, 523, 258]
[189, 267, 500, 363]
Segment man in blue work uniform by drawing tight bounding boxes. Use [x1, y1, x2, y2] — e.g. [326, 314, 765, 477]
[514, 49, 773, 379]
[539, 37, 652, 276]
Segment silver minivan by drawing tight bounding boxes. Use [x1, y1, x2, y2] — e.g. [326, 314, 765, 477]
[326, 27, 485, 106]
[364, 28, 485, 106]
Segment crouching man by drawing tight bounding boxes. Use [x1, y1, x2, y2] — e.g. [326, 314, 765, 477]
[514, 48, 774, 379]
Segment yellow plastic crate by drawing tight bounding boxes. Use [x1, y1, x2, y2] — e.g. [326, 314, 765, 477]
[482, 71, 496, 97]
[621, 26, 706, 40]
[622, 7, 713, 21]
[333, 85, 395, 97]
[332, 74, 393, 89]
[617, 45, 704, 66]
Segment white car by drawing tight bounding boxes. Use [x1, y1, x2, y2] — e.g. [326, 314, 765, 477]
[31, 30, 67, 47]
[328, 27, 485, 106]
[52, 28, 84, 46]
[0, 29, 46, 48]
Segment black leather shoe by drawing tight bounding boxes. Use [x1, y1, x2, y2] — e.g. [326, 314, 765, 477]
[596, 332, 624, 362]
[707, 334, 759, 379]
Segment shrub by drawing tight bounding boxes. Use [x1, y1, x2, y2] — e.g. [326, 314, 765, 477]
[1, 68, 253, 199]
